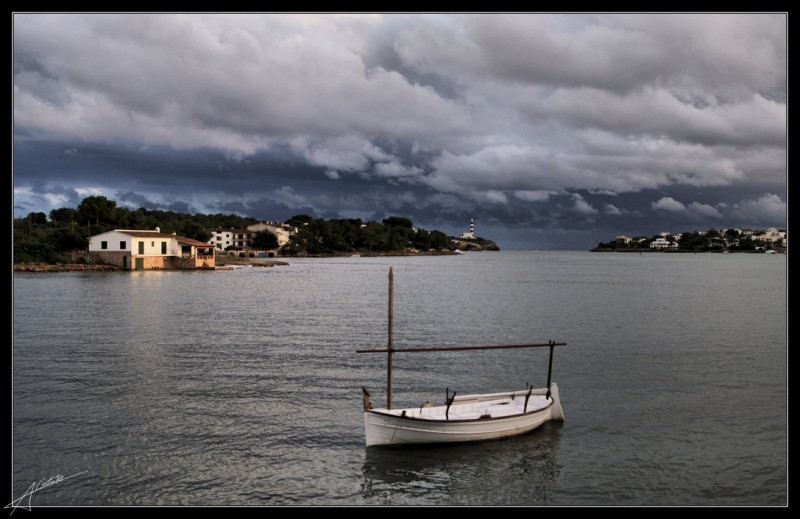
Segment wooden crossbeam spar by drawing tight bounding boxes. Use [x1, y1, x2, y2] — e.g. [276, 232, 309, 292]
[356, 342, 566, 353]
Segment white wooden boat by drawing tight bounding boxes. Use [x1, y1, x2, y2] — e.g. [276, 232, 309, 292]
[358, 268, 566, 447]
[361, 384, 563, 447]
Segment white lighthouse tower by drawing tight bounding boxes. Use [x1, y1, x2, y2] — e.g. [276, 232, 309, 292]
[459, 218, 475, 240]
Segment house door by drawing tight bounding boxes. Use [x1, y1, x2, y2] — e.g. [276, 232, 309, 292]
[122, 256, 127, 269]
[135, 258, 144, 270]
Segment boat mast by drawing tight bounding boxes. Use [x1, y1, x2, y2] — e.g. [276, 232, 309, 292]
[546, 340, 555, 399]
[387, 267, 394, 409]
[358, 268, 566, 409]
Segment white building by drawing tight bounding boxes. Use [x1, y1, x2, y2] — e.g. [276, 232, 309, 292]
[247, 221, 298, 247]
[649, 237, 678, 249]
[751, 228, 786, 245]
[207, 222, 299, 251]
[208, 228, 252, 251]
[459, 219, 475, 240]
[657, 231, 683, 242]
[88, 228, 215, 270]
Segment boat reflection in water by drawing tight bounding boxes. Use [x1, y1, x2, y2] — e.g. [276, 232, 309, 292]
[361, 422, 564, 506]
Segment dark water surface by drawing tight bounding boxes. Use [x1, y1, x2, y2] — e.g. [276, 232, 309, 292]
[12, 251, 787, 506]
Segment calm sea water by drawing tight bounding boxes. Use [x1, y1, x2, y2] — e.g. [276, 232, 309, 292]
[12, 251, 787, 506]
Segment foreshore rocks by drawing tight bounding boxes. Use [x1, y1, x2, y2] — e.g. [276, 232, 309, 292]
[14, 262, 123, 272]
[14, 245, 500, 272]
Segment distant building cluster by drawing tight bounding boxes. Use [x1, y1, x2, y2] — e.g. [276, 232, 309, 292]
[745, 227, 786, 244]
[207, 221, 299, 251]
[77, 213, 496, 271]
[83, 220, 303, 271]
[609, 227, 786, 251]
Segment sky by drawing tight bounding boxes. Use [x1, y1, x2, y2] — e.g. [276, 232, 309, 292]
[12, 13, 787, 249]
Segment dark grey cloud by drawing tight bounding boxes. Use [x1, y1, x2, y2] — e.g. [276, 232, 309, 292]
[13, 13, 786, 248]
[461, 14, 785, 98]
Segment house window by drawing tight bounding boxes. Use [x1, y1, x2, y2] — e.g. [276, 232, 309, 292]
[161, 242, 167, 254]
[101, 241, 108, 250]
[120, 241, 126, 249]
[138, 241, 144, 254]
[151, 241, 155, 247]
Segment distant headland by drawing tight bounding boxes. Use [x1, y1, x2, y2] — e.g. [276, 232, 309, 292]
[14, 196, 498, 271]
[591, 227, 786, 253]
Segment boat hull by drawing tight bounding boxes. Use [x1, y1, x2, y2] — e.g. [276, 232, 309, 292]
[364, 385, 562, 447]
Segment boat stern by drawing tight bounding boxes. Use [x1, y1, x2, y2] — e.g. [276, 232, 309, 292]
[549, 383, 564, 421]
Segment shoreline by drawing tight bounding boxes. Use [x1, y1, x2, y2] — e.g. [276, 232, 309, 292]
[12, 251, 459, 272]
[13, 262, 124, 272]
[589, 248, 785, 254]
[12, 258, 290, 272]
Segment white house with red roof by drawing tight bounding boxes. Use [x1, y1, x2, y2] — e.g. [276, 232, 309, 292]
[88, 228, 216, 270]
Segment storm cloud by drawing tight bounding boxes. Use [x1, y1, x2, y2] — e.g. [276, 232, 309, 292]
[13, 13, 786, 248]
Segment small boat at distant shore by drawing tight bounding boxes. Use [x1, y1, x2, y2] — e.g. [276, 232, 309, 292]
[358, 268, 566, 447]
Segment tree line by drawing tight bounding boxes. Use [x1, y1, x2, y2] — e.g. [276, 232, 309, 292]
[282, 215, 451, 255]
[13, 196, 454, 263]
[594, 228, 781, 252]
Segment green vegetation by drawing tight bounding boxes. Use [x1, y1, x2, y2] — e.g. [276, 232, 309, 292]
[15, 195, 258, 264]
[251, 230, 279, 250]
[13, 195, 457, 263]
[282, 215, 451, 255]
[593, 227, 784, 253]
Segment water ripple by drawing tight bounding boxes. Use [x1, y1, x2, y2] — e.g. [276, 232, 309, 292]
[12, 253, 787, 506]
